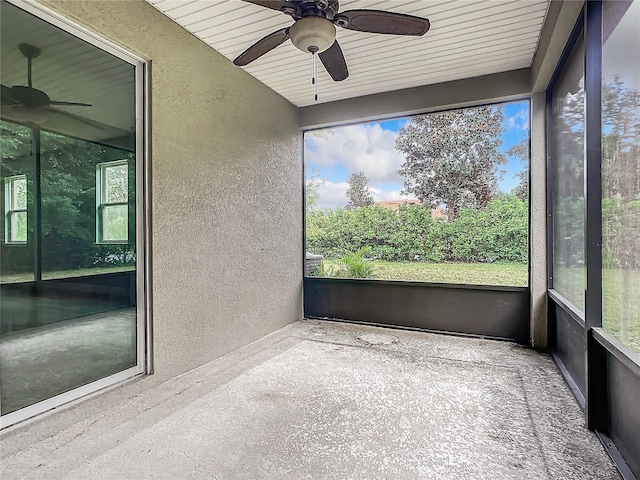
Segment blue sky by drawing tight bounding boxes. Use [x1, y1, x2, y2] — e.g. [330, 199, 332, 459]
[305, 100, 530, 210]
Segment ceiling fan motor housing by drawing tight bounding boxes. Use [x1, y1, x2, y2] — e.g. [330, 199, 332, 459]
[290, 17, 336, 53]
[234, 1, 430, 82]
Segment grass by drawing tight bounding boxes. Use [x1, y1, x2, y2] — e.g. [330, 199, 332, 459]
[603, 269, 640, 354]
[322, 259, 528, 286]
[1, 265, 135, 284]
[553, 267, 586, 313]
[554, 266, 640, 354]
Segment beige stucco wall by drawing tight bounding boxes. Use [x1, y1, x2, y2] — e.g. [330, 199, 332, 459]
[39, 0, 303, 380]
[530, 92, 547, 349]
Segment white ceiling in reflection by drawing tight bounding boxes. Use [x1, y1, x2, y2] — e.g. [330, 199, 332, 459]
[0, 1, 135, 144]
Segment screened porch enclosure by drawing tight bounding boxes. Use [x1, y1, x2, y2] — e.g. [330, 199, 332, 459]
[1, 0, 639, 478]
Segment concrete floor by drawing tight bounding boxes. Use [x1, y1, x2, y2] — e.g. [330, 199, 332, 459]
[1, 320, 620, 479]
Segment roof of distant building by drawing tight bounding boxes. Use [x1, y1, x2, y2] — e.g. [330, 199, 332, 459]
[376, 200, 446, 219]
[376, 199, 421, 210]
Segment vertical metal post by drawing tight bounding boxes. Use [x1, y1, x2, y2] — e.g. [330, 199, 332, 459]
[301, 130, 307, 280]
[545, 88, 554, 293]
[584, 0, 603, 330]
[587, 329, 608, 433]
[31, 127, 42, 282]
[584, 0, 604, 431]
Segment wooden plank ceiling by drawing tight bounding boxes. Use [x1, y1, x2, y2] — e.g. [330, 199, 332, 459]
[147, 0, 551, 107]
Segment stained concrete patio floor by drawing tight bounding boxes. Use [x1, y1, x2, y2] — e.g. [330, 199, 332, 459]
[1, 320, 620, 479]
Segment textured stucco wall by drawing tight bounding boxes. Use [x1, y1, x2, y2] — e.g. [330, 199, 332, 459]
[530, 92, 547, 349]
[39, 0, 303, 379]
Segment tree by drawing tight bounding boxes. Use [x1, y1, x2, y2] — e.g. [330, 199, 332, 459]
[506, 138, 529, 201]
[346, 171, 375, 209]
[602, 75, 640, 203]
[305, 166, 325, 214]
[395, 106, 506, 221]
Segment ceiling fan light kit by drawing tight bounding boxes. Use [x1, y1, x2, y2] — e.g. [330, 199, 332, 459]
[234, 0, 430, 100]
[290, 17, 336, 53]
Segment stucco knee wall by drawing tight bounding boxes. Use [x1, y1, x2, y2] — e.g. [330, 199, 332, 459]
[39, 0, 303, 380]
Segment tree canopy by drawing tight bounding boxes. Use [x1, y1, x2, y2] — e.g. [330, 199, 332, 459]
[506, 138, 529, 201]
[346, 171, 375, 209]
[395, 106, 506, 221]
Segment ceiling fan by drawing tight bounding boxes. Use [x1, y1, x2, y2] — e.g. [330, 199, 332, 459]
[234, 0, 430, 82]
[1, 43, 98, 127]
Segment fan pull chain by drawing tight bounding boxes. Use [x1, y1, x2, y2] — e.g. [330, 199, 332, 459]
[312, 51, 318, 102]
[27, 57, 33, 88]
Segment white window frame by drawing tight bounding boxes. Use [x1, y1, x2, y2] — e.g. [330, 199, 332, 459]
[96, 160, 129, 244]
[4, 174, 27, 244]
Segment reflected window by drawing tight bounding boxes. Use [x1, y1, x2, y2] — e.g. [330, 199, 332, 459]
[97, 160, 128, 243]
[4, 175, 27, 243]
[602, 0, 640, 354]
[550, 33, 586, 312]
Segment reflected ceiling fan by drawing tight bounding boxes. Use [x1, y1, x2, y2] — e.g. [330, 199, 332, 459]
[1, 43, 99, 127]
[234, 0, 430, 83]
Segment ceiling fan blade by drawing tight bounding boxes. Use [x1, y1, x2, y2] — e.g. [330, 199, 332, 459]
[234, 27, 290, 66]
[318, 41, 348, 81]
[49, 100, 92, 107]
[336, 10, 430, 36]
[242, 0, 289, 12]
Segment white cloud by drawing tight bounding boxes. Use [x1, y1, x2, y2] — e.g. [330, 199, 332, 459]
[369, 187, 407, 202]
[506, 108, 530, 131]
[315, 181, 348, 210]
[305, 123, 407, 187]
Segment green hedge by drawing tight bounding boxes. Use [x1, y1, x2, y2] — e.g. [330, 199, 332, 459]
[307, 195, 528, 263]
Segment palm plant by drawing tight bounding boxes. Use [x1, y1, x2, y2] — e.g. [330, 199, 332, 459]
[337, 246, 375, 278]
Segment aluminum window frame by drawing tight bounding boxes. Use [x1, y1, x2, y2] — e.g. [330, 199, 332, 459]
[302, 97, 533, 288]
[302, 98, 533, 343]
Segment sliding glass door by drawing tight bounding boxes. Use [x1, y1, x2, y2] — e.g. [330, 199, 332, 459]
[0, 0, 146, 426]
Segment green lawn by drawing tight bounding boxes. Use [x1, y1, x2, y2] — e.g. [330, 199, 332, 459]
[554, 266, 640, 354]
[322, 259, 528, 286]
[603, 269, 640, 354]
[1, 265, 135, 284]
